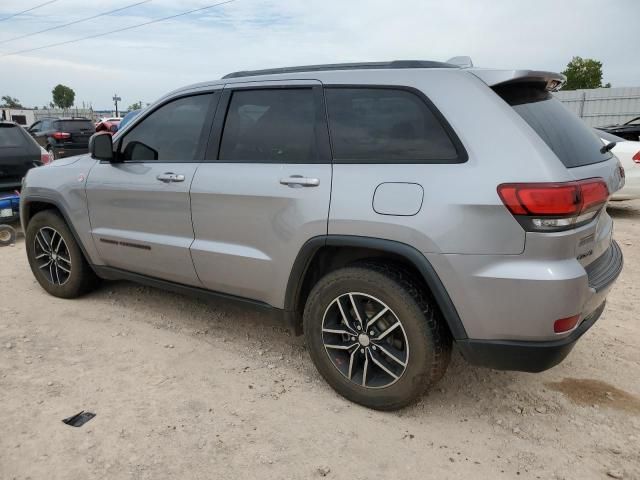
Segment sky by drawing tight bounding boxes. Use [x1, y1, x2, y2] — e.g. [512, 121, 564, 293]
[0, 0, 638, 110]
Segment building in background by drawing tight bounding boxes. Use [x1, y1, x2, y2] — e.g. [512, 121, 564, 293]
[1, 108, 36, 126]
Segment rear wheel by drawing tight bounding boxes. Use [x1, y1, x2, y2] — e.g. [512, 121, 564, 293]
[46, 146, 57, 162]
[25, 210, 99, 298]
[303, 262, 451, 410]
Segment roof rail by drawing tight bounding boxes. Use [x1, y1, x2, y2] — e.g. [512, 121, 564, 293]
[222, 60, 458, 79]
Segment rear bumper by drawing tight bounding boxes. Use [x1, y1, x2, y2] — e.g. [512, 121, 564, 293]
[455, 241, 622, 372]
[456, 301, 606, 372]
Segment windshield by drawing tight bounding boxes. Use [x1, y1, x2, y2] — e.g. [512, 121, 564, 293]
[494, 83, 612, 168]
[54, 120, 93, 131]
[0, 124, 26, 147]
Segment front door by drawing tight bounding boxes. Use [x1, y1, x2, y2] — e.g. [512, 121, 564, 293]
[189, 81, 332, 307]
[86, 92, 218, 286]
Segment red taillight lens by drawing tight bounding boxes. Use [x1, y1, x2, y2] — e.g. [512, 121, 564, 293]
[554, 314, 580, 333]
[40, 151, 51, 165]
[498, 179, 608, 216]
[52, 132, 71, 140]
[633, 151, 640, 164]
[497, 179, 609, 231]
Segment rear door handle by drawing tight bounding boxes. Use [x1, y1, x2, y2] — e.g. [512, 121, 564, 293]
[156, 172, 185, 183]
[279, 175, 320, 187]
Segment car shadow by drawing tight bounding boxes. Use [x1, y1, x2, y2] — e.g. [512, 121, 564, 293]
[608, 201, 640, 219]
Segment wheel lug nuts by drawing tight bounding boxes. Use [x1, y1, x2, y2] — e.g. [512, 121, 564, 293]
[360, 348, 364, 354]
[356, 325, 361, 330]
[369, 331, 374, 336]
[351, 337, 356, 341]
[372, 346, 377, 350]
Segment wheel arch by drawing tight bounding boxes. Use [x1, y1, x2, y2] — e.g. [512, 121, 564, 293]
[284, 235, 468, 340]
[21, 196, 95, 272]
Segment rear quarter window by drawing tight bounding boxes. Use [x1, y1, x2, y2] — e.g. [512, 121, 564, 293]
[495, 84, 612, 168]
[324, 87, 464, 163]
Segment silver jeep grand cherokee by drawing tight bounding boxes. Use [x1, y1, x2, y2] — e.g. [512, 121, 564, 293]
[20, 60, 624, 410]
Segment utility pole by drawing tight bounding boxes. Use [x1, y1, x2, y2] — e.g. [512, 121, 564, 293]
[112, 94, 121, 117]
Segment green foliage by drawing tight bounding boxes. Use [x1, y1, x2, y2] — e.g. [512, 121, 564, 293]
[1, 95, 23, 108]
[51, 84, 75, 109]
[127, 101, 143, 111]
[561, 57, 610, 90]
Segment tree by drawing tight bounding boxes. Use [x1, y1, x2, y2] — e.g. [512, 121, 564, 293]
[51, 84, 75, 109]
[1, 95, 23, 108]
[561, 56, 610, 90]
[127, 101, 143, 111]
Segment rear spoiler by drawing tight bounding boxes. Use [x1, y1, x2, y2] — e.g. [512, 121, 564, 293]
[470, 69, 566, 92]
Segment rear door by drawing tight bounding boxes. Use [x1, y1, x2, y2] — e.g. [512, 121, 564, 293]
[189, 81, 332, 307]
[86, 92, 218, 286]
[0, 123, 40, 191]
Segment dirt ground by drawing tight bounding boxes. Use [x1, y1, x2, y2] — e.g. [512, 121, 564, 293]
[1, 202, 639, 480]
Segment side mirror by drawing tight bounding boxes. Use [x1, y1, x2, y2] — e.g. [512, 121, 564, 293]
[89, 132, 114, 161]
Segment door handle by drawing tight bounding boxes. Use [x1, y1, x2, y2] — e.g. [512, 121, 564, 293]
[156, 172, 185, 183]
[279, 175, 320, 187]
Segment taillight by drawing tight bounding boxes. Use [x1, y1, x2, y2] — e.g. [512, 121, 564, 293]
[52, 132, 71, 140]
[633, 151, 640, 164]
[497, 179, 609, 231]
[40, 151, 51, 165]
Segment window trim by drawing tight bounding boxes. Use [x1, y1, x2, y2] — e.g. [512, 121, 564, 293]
[323, 84, 468, 164]
[205, 84, 332, 164]
[111, 91, 219, 164]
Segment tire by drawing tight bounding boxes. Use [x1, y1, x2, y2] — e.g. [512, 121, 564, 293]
[0, 225, 16, 246]
[25, 210, 99, 298]
[46, 146, 57, 162]
[303, 262, 452, 411]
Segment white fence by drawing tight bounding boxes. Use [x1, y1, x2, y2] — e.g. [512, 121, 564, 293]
[555, 87, 640, 127]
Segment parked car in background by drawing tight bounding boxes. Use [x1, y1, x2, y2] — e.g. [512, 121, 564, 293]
[28, 117, 94, 160]
[95, 118, 121, 135]
[118, 109, 142, 131]
[0, 121, 49, 194]
[599, 116, 640, 141]
[598, 130, 640, 201]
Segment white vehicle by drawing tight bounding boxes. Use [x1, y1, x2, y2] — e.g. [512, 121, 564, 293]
[599, 130, 640, 201]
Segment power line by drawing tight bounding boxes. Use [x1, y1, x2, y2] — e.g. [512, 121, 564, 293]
[0, 0, 153, 45]
[0, 0, 59, 22]
[0, 0, 234, 58]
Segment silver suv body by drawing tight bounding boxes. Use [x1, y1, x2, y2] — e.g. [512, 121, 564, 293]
[20, 61, 624, 409]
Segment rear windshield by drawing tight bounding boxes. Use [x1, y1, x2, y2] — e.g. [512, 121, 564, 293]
[54, 120, 93, 131]
[0, 125, 26, 147]
[494, 84, 612, 168]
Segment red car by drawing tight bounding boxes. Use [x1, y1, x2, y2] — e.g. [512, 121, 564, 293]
[95, 118, 121, 134]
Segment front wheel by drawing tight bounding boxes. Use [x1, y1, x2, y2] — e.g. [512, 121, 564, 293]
[303, 263, 451, 410]
[25, 210, 99, 298]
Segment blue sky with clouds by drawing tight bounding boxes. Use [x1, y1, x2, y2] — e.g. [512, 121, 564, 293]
[0, 0, 638, 109]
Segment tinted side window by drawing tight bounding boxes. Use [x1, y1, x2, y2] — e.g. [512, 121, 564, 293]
[325, 88, 459, 162]
[219, 89, 318, 162]
[120, 94, 213, 161]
